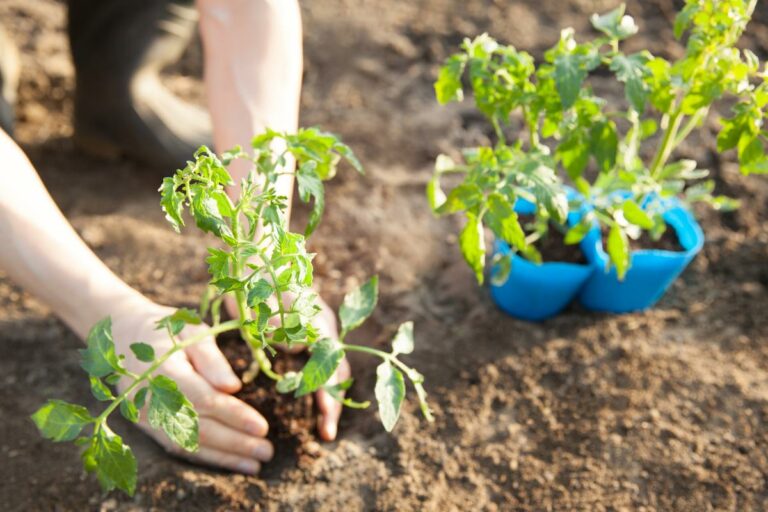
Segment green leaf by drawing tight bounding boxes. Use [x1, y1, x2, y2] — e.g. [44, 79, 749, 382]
[607, 224, 630, 280]
[276, 371, 303, 394]
[90, 377, 115, 402]
[206, 248, 231, 280]
[148, 376, 198, 451]
[590, 4, 638, 40]
[129, 343, 155, 363]
[554, 53, 587, 109]
[190, 187, 233, 241]
[564, 220, 592, 245]
[435, 183, 483, 215]
[246, 279, 273, 308]
[435, 54, 466, 104]
[490, 252, 512, 286]
[134, 387, 149, 410]
[557, 129, 590, 179]
[339, 276, 379, 336]
[374, 362, 406, 432]
[80, 317, 122, 378]
[610, 53, 650, 113]
[31, 400, 93, 442]
[391, 321, 414, 355]
[296, 338, 345, 397]
[485, 193, 526, 250]
[622, 200, 653, 229]
[297, 161, 325, 236]
[119, 399, 140, 423]
[590, 120, 619, 172]
[82, 429, 137, 496]
[159, 177, 184, 232]
[427, 175, 447, 212]
[155, 308, 202, 336]
[460, 212, 486, 284]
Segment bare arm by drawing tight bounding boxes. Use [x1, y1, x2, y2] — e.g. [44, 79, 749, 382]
[0, 130, 273, 473]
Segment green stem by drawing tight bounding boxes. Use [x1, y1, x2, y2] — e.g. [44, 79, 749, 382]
[674, 108, 708, 147]
[649, 109, 684, 178]
[490, 117, 506, 145]
[96, 320, 242, 424]
[340, 343, 413, 377]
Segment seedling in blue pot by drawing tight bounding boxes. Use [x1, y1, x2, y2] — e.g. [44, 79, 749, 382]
[429, 0, 764, 317]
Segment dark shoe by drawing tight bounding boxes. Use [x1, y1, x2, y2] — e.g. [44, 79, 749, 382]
[68, 0, 212, 170]
[0, 25, 20, 135]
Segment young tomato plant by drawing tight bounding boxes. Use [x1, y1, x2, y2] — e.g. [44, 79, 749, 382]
[31, 128, 433, 496]
[429, 0, 762, 281]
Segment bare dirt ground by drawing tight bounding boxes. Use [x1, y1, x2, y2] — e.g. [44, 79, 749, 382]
[1, 0, 768, 510]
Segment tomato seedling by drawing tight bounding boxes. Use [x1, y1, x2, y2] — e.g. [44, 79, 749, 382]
[429, 0, 763, 281]
[32, 128, 433, 496]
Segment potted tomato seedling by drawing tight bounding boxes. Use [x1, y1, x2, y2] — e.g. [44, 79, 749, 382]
[429, 0, 763, 317]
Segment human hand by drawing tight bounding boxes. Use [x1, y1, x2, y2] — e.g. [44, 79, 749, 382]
[224, 292, 351, 441]
[111, 298, 272, 475]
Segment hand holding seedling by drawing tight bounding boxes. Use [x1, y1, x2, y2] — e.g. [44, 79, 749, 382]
[30, 128, 434, 496]
[430, 0, 764, 281]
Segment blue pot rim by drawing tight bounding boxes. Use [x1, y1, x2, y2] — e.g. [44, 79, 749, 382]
[581, 196, 705, 265]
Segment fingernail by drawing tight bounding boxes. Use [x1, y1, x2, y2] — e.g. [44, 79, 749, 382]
[237, 460, 260, 475]
[253, 443, 273, 461]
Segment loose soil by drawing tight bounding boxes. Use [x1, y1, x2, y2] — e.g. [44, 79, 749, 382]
[519, 216, 588, 264]
[2, 1, 768, 511]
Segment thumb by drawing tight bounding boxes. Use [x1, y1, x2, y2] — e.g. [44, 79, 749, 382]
[185, 337, 242, 393]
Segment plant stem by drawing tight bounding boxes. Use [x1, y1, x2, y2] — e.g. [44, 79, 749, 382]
[490, 117, 506, 145]
[649, 109, 684, 178]
[674, 107, 708, 147]
[96, 320, 242, 424]
[340, 343, 413, 377]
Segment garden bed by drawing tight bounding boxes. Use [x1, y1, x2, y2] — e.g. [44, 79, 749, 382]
[1, 0, 768, 510]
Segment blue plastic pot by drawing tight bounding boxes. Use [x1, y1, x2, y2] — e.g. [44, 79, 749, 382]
[489, 192, 593, 322]
[577, 199, 704, 313]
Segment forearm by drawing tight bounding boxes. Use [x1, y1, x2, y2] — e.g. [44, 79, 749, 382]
[198, 0, 303, 212]
[0, 132, 146, 338]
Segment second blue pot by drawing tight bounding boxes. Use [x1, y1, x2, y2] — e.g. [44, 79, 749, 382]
[489, 192, 593, 322]
[577, 200, 704, 313]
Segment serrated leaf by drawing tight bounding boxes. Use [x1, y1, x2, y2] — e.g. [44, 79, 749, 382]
[296, 338, 345, 397]
[486, 193, 526, 250]
[460, 212, 486, 284]
[134, 387, 149, 410]
[32, 400, 93, 442]
[80, 317, 122, 378]
[622, 200, 653, 229]
[427, 175, 447, 212]
[339, 276, 378, 336]
[90, 376, 115, 402]
[391, 321, 414, 355]
[246, 279, 273, 308]
[557, 129, 590, 180]
[554, 53, 586, 109]
[129, 343, 155, 363]
[119, 399, 139, 423]
[297, 161, 325, 236]
[610, 53, 650, 113]
[591, 120, 619, 172]
[206, 248, 230, 280]
[607, 224, 630, 280]
[435, 54, 466, 104]
[155, 308, 202, 336]
[159, 177, 184, 232]
[435, 183, 483, 215]
[82, 429, 137, 495]
[148, 376, 198, 451]
[375, 362, 405, 432]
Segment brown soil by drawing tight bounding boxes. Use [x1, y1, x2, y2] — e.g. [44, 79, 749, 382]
[602, 225, 684, 252]
[2, 1, 768, 511]
[519, 216, 588, 264]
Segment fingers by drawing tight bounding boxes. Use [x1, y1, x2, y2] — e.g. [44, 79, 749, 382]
[183, 446, 263, 475]
[316, 356, 351, 441]
[164, 355, 269, 438]
[185, 337, 242, 392]
[198, 417, 273, 462]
